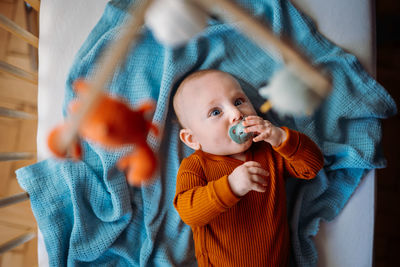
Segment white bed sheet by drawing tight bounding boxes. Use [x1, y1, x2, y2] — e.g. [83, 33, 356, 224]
[290, 1, 376, 266]
[37, 1, 109, 266]
[37, 0, 375, 266]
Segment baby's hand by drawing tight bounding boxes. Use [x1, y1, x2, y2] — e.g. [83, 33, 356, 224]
[228, 161, 269, 197]
[243, 116, 286, 147]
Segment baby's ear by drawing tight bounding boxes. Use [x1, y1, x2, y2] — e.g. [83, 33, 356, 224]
[179, 128, 201, 150]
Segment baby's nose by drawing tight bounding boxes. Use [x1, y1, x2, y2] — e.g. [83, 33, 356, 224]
[230, 107, 244, 123]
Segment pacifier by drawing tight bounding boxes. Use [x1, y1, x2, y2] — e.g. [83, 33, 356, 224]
[229, 118, 253, 144]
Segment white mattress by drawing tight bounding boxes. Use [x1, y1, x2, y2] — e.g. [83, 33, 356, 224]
[37, 1, 109, 266]
[37, 0, 375, 266]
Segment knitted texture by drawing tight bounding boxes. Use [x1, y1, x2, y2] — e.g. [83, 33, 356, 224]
[174, 127, 324, 267]
[16, 0, 396, 266]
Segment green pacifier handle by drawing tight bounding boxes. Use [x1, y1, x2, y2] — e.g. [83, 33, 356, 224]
[229, 119, 253, 144]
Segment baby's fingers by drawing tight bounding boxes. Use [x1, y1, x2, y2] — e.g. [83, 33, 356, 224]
[251, 174, 269, 186]
[243, 161, 262, 168]
[250, 182, 267, 193]
[243, 116, 264, 126]
[248, 166, 269, 177]
[244, 124, 265, 134]
[253, 132, 271, 142]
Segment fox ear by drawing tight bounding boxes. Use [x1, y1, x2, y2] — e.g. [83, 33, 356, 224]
[139, 100, 156, 121]
[179, 128, 201, 150]
[72, 79, 89, 95]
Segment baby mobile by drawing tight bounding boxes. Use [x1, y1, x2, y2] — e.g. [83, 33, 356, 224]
[47, 0, 331, 185]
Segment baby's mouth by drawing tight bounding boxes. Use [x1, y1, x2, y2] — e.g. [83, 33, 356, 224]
[229, 119, 253, 144]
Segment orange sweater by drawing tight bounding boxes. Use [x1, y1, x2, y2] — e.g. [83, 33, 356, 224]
[173, 127, 324, 267]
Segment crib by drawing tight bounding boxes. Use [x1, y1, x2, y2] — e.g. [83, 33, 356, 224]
[0, 0, 38, 264]
[0, 0, 389, 266]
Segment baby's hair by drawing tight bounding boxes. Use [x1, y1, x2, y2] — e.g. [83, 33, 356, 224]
[177, 69, 226, 93]
[173, 69, 228, 127]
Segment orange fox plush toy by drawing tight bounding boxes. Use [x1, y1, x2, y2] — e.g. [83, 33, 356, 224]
[47, 80, 158, 186]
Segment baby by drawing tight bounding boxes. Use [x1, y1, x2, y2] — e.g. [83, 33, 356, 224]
[173, 69, 324, 267]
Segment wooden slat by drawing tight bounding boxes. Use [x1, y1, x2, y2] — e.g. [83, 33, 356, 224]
[0, 152, 35, 162]
[25, 1, 39, 71]
[0, 232, 35, 254]
[0, 60, 38, 84]
[24, 0, 40, 12]
[0, 107, 36, 119]
[0, 14, 38, 48]
[0, 193, 29, 209]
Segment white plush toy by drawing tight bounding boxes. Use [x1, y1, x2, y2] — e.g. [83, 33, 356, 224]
[258, 66, 323, 115]
[145, 0, 208, 47]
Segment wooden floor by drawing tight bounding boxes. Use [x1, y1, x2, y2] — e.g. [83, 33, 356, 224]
[0, 0, 399, 266]
[0, 0, 38, 266]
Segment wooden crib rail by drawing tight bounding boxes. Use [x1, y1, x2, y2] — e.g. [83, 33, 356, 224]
[0, 107, 37, 120]
[0, 14, 38, 48]
[0, 232, 36, 255]
[0, 192, 30, 209]
[0, 0, 39, 259]
[0, 152, 35, 162]
[0, 60, 38, 84]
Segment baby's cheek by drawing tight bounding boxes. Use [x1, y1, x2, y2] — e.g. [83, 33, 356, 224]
[246, 104, 257, 115]
[206, 132, 224, 146]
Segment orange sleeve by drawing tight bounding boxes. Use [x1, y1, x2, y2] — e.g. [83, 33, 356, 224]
[173, 156, 240, 227]
[273, 127, 324, 180]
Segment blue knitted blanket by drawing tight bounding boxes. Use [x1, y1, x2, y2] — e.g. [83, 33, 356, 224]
[16, 0, 396, 266]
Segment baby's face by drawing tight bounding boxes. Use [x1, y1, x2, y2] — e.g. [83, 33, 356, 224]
[178, 72, 257, 156]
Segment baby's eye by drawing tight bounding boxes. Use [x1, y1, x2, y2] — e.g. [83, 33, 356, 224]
[209, 109, 221, 117]
[234, 98, 244, 106]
